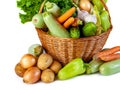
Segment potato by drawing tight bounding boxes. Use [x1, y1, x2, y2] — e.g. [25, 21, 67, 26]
[15, 63, 26, 77]
[50, 60, 62, 74]
[41, 69, 55, 83]
[37, 53, 53, 70]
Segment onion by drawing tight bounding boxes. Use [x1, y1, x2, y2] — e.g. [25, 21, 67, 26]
[20, 54, 37, 69]
[15, 63, 26, 77]
[23, 67, 41, 84]
[79, 0, 91, 12]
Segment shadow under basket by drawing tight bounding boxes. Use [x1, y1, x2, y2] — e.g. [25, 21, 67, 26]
[36, 26, 112, 65]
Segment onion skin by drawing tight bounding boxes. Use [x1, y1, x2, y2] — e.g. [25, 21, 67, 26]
[20, 54, 37, 69]
[15, 63, 26, 77]
[23, 67, 41, 84]
[79, 0, 91, 12]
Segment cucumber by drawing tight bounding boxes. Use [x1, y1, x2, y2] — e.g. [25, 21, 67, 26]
[42, 12, 70, 38]
[99, 59, 120, 75]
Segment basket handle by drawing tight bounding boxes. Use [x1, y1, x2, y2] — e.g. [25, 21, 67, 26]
[101, 0, 109, 12]
[101, 0, 112, 26]
[38, 0, 47, 13]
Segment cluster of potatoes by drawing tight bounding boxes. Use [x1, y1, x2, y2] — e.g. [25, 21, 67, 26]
[15, 44, 62, 84]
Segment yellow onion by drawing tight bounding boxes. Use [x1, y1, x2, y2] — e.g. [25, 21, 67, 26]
[15, 63, 26, 77]
[20, 54, 37, 69]
[23, 67, 41, 84]
[79, 0, 91, 12]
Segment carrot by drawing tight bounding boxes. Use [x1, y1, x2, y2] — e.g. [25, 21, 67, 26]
[100, 53, 120, 61]
[63, 17, 75, 28]
[57, 7, 76, 23]
[94, 46, 120, 59]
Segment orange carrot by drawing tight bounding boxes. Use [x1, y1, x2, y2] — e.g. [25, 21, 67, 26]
[100, 53, 120, 61]
[63, 17, 75, 28]
[57, 7, 76, 23]
[94, 46, 120, 59]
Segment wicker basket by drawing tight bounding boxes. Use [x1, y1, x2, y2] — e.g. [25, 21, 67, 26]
[36, 0, 112, 65]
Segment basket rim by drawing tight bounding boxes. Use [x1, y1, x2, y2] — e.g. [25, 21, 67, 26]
[36, 25, 112, 41]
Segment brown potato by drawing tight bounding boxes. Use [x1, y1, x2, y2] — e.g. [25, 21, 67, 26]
[37, 53, 53, 70]
[41, 69, 55, 83]
[15, 63, 26, 77]
[23, 67, 41, 84]
[50, 60, 62, 74]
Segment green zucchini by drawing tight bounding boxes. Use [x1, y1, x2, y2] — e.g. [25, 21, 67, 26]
[100, 10, 111, 32]
[42, 12, 70, 38]
[45, 1, 60, 17]
[99, 59, 120, 75]
[86, 58, 104, 74]
[92, 0, 104, 12]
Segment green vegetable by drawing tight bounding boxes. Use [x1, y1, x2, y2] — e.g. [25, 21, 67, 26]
[32, 13, 46, 28]
[93, 5, 103, 35]
[99, 59, 120, 75]
[58, 58, 86, 80]
[86, 58, 104, 74]
[17, 0, 74, 23]
[92, 0, 104, 12]
[48, 0, 74, 14]
[28, 44, 43, 57]
[70, 27, 80, 38]
[45, 1, 60, 17]
[82, 22, 97, 37]
[42, 12, 70, 38]
[100, 10, 110, 32]
[104, 0, 108, 3]
[17, 0, 43, 23]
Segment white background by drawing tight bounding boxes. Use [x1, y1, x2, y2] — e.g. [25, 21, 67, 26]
[0, 0, 120, 90]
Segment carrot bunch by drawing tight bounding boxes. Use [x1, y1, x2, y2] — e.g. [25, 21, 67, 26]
[94, 46, 120, 61]
[57, 7, 81, 29]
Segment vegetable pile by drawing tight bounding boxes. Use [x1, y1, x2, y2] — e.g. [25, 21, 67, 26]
[15, 44, 62, 83]
[15, 45, 120, 83]
[15, 0, 120, 84]
[17, 0, 111, 38]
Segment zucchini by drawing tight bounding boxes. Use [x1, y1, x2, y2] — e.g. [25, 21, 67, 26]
[99, 59, 120, 75]
[42, 12, 70, 38]
[86, 58, 104, 74]
[100, 10, 110, 32]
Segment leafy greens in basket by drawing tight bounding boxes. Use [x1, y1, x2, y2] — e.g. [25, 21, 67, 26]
[17, 0, 74, 24]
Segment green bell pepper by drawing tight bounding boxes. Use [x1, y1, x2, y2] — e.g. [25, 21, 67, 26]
[57, 58, 86, 80]
[82, 22, 97, 37]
